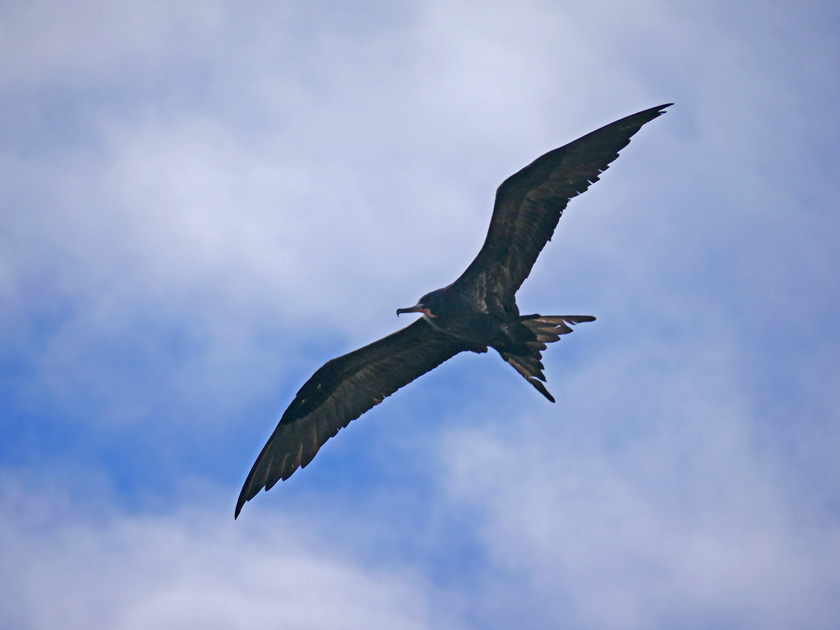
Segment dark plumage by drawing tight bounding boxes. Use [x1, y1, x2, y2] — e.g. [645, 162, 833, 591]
[236, 103, 671, 517]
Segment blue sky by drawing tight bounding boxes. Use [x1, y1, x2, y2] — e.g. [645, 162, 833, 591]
[2, 1, 839, 628]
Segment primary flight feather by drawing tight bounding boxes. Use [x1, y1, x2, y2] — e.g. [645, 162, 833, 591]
[236, 103, 671, 517]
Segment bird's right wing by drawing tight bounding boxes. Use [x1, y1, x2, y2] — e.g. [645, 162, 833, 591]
[235, 318, 476, 517]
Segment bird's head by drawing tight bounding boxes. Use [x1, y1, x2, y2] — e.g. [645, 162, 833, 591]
[396, 288, 448, 319]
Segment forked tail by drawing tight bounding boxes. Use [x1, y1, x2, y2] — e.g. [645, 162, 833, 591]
[497, 315, 595, 402]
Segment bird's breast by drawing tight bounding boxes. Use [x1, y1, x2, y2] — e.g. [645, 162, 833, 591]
[426, 309, 499, 347]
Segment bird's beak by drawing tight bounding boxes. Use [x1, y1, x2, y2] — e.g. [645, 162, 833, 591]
[396, 304, 432, 317]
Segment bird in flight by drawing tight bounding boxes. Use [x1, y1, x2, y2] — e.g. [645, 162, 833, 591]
[236, 103, 671, 517]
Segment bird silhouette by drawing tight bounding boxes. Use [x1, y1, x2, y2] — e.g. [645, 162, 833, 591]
[236, 103, 671, 517]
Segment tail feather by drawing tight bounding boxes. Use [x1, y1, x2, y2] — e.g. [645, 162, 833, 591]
[498, 315, 595, 402]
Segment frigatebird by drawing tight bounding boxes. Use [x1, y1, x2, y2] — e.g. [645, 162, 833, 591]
[235, 103, 671, 517]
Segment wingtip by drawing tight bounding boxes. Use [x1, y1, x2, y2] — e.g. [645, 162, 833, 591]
[654, 103, 674, 116]
[632, 103, 673, 120]
[643, 103, 673, 118]
[234, 487, 251, 520]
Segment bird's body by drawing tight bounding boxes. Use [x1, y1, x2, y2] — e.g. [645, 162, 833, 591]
[236, 104, 671, 517]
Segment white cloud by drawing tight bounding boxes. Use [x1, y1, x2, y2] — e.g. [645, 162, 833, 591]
[0, 474, 447, 630]
[0, 0, 231, 87]
[439, 335, 840, 628]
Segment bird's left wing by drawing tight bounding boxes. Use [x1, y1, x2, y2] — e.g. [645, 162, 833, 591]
[456, 104, 671, 309]
[236, 318, 476, 517]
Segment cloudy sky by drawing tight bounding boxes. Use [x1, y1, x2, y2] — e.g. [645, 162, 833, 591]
[2, 1, 839, 628]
